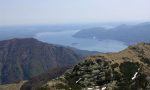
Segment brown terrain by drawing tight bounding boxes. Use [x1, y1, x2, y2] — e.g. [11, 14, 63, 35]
[1, 41, 150, 90]
[0, 38, 83, 84]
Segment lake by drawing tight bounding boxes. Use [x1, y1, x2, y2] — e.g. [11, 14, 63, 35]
[35, 30, 127, 52]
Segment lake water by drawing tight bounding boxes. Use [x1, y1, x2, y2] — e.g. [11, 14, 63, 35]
[35, 30, 127, 52]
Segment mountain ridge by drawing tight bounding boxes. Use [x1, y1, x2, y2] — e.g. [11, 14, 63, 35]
[1, 40, 150, 90]
[35, 42, 150, 90]
[73, 22, 150, 45]
[0, 38, 83, 84]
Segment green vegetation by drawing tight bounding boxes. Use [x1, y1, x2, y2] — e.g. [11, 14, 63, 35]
[49, 59, 113, 89]
[46, 60, 150, 90]
[119, 62, 139, 79]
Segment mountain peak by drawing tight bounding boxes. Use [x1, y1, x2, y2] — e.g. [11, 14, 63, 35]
[0, 38, 83, 84]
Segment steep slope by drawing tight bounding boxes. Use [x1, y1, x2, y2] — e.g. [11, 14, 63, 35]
[38, 43, 150, 90]
[21, 66, 71, 90]
[0, 38, 83, 84]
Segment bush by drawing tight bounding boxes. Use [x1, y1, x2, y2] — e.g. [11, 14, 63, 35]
[140, 57, 150, 66]
[119, 62, 139, 80]
[111, 63, 119, 68]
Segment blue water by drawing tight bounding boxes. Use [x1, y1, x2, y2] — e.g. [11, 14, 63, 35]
[35, 30, 127, 52]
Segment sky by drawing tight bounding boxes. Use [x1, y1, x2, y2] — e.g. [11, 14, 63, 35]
[0, 0, 150, 26]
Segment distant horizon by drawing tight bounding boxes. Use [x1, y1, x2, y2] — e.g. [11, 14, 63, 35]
[0, 21, 149, 27]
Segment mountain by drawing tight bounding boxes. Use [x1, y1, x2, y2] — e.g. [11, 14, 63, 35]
[68, 47, 101, 56]
[73, 22, 150, 45]
[0, 81, 26, 90]
[0, 24, 104, 41]
[35, 43, 150, 90]
[0, 38, 83, 84]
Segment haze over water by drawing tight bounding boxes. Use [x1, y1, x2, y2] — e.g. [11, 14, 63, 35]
[35, 29, 127, 52]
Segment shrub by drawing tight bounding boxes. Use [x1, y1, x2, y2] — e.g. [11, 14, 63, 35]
[119, 62, 139, 80]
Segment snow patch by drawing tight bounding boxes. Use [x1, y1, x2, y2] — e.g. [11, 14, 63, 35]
[131, 72, 138, 80]
[101, 87, 106, 90]
[87, 88, 93, 90]
[76, 78, 82, 83]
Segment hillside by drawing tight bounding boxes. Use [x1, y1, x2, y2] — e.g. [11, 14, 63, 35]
[0, 81, 26, 90]
[0, 38, 83, 84]
[37, 43, 150, 90]
[73, 22, 150, 45]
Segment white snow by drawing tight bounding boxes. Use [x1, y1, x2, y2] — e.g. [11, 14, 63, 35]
[95, 86, 100, 88]
[95, 86, 100, 90]
[75, 78, 82, 83]
[87, 88, 93, 90]
[131, 72, 138, 80]
[101, 87, 106, 90]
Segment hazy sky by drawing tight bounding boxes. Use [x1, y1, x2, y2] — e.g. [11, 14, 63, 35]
[0, 0, 150, 26]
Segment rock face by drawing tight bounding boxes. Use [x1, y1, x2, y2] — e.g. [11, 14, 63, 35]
[0, 38, 83, 84]
[38, 43, 150, 90]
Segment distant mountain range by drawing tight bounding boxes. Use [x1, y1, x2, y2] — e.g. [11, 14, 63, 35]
[0, 38, 84, 84]
[0, 24, 111, 41]
[73, 22, 150, 45]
